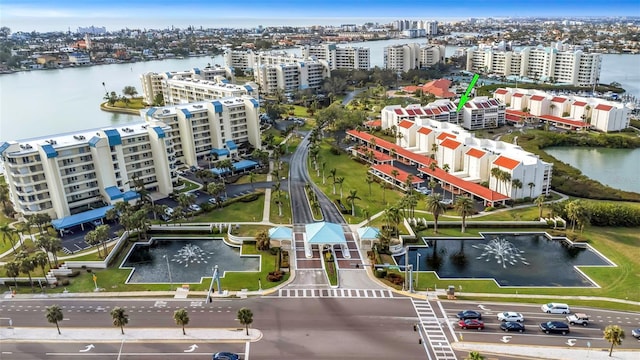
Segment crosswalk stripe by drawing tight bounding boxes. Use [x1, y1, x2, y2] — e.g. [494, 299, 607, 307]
[265, 288, 405, 299]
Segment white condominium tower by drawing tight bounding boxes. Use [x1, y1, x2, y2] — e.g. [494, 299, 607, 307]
[465, 46, 601, 86]
[300, 43, 370, 70]
[383, 43, 446, 72]
[140, 65, 235, 104]
[0, 124, 176, 219]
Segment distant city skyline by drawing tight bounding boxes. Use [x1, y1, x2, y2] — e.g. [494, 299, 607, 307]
[2, 0, 639, 33]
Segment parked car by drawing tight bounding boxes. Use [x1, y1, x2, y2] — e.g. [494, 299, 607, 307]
[212, 352, 239, 360]
[541, 303, 570, 314]
[497, 312, 524, 322]
[208, 197, 217, 205]
[566, 313, 590, 326]
[458, 319, 484, 330]
[189, 204, 201, 212]
[416, 187, 431, 195]
[61, 228, 74, 235]
[440, 198, 454, 207]
[500, 321, 525, 333]
[457, 310, 482, 320]
[632, 328, 640, 339]
[164, 207, 175, 216]
[539, 321, 570, 335]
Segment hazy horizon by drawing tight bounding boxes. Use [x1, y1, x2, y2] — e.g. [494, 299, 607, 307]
[2, 0, 639, 33]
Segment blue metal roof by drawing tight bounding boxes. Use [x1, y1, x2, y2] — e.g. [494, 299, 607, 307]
[212, 101, 222, 113]
[226, 140, 238, 150]
[123, 190, 140, 201]
[181, 108, 192, 118]
[249, 98, 259, 108]
[88, 136, 101, 147]
[103, 129, 121, 146]
[210, 167, 228, 175]
[51, 205, 115, 230]
[233, 160, 258, 171]
[269, 226, 292, 239]
[152, 126, 165, 138]
[41, 144, 58, 158]
[165, 72, 172, 78]
[146, 107, 157, 116]
[305, 222, 346, 244]
[193, 67, 200, 74]
[221, 79, 229, 84]
[357, 226, 380, 240]
[0, 142, 10, 155]
[244, 85, 253, 92]
[210, 148, 230, 156]
[105, 186, 123, 200]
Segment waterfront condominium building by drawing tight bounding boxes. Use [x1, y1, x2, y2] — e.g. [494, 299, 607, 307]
[0, 123, 176, 220]
[252, 54, 331, 95]
[141, 96, 261, 168]
[377, 108, 551, 199]
[300, 43, 370, 70]
[223, 49, 256, 72]
[493, 87, 629, 132]
[383, 43, 446, 72]
[157, 76, 257, 106]
[140, 65, 235, 104]
[381, 97, 505, 131]
[465, 46, 601, 86]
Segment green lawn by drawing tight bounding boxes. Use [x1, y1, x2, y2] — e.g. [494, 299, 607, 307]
[233, 173, 268, 185]
[193, 194, 265, 222]
[308, 140, 405, 223]
[175, 178, 200, 193]
[270, 192, 292, 224]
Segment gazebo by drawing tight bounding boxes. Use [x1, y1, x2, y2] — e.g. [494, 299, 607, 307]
[268, 226, 293, 249]
[304, 222, 348, 259]
[356, 226, 380, 250]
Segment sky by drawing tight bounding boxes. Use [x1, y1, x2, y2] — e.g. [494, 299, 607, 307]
[2, 0, 639, 32]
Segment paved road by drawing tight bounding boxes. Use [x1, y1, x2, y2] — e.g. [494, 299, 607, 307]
[288, 133, 315, 224]
[0, 297, 430, 360]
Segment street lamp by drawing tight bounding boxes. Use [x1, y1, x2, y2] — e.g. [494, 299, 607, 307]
[416, 252, 421, 290]
[163, 255, 173, 291]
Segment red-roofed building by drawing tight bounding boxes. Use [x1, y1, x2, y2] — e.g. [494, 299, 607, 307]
[440, 138, 464, 171]
[417, 127, 433, 135]
[464, 148, 489, 180]
[364, 119, 382, 128]
[528, 95, 549, 117]
[510, 92, 528, 112]
[404, 79, 456, 99]
[397, 120, 417, 147]
[495, 89, 508, 95]
[538, 115, 590, 131]
[398, 120, 414, 129]
[440, 138, 461, 150]
[466, 148, 486, 159]
[416, 126, 435, 154]
[418, 166, 509, 206]
[595, 104, 613, 111]
[346, 130, 436, 168]
[493, 156, 520, 170]
[437, 132, 455, 141]
[530, 95, 546, 101]
[573, 101, 587, 107]
[591, 102, 628, 132]
[351, 146, 393, 165]
[370, 164, 423, 191]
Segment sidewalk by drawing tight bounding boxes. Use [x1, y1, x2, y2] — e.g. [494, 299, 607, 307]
[452, 342, 640, 360]
[0, 326, 262, 342]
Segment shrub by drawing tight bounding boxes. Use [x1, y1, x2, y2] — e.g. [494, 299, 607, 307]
[374, 268, 387, 278]
[385, 272, 404, 285]
[484, 206, 495, 212]
[267, 270, 284, 282]
[86, 268, 92, 273]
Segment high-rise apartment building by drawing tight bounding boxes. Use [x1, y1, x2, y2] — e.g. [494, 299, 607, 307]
[140, 66, 235, 104]
[300, 43, 370, 70]
[384, 43, 445, 72]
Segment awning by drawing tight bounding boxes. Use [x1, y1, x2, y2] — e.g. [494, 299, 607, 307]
[51, 206, 115, 230]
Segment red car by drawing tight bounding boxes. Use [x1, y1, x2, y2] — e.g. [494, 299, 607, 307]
[458, 319, 485, 330]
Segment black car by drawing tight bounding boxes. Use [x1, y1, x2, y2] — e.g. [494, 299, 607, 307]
[457, 310, 482, 320]
[540, 321, 570, 335]
[501, 321, 525, 333]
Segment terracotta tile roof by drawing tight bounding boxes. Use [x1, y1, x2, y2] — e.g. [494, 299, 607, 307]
[422, 79, 456, 98]
[365, 119, 382, 127]
[466, 148, 486, 158]
[437, 132, 456, 141]
[406, 109, 416, 116]
[493, 156, 520, 170]
[506, 109, 532, 117]
[353, 147, 393, 162]
[418, 167, 509, 202]
[398, 120, 414, 129]
[440, 138, 462, 150]
[394, 108, 404, 115]
[595, 104, 613, 111]
[530, 95, 546, 101]
[513, 93, 525, 98]
[551, 97, 567, 103]
[413, 108, 424, 115]
[417, 127, 433, 135]
[572, 101, 587, 107]
[372, 164, 423, 183]
[538, 115, 590, 128]
[346, 130, 436, 167]
[506, 114, 524, 122]
[494, 89, 508, 95]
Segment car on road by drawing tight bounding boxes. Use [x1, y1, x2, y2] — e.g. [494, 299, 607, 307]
[188, 204, 201, 212]
[458, 319, 484, 330]
[541, 302, 570, 314]
[566, 313, 590, 326]
[457, 310, 482, 320]
[497, 311, 524, 322]
[500, 321, 525, 333]
[631, 328, 640, 339]
[212, 352, 239, 360]
[539, 321, 570, 335]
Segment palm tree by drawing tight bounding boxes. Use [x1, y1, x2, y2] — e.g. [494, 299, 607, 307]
[511, 179, 522, 199]
[94, 224, 111, 258]
[272, 182, 283, 217]
[335, 176, 345, 198]
[5, 261, 20, 289]
[365, 175, 375, 196]
[328, 168, 337, 193]
[17, 252, 35, 291]
[465, 351, 485, 360]
[320, 162, 326, 183]
[535, 195, 545, 219]
[380, 182, 390, 204]
[248, 172, 256, 189]
[346, 190, 361, 216]
[84, 230, 102, 258]
[454, 196, 475, 233]
[110, 307, 129, 335]
[527, 182, 535, 198]
[490, 167, 501, 192]
[237, 307, 254, 336]
[33, 252, 49, 278]
[390, 169, 400, 187]
[173, 308, 190, 335]
[0, 224, 17, 252]
[177, 193, 196, 218]
[46, 305, 64, 335]
[604, 325, 625, 357]
[426, 193, 446, 234]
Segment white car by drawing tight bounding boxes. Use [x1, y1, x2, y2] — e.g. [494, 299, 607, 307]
[497, 311, 524, 322]
[188, 204, 201, 212]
